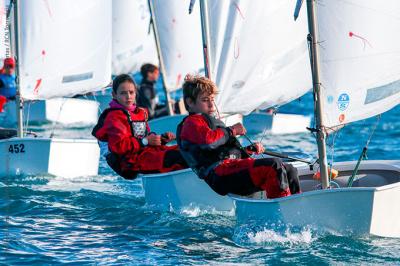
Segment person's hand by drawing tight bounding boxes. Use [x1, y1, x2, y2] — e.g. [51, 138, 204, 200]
[161, 132, 175, 143]
[248, 142, 265, 154]
[146, 134, 161, 146]
[253, 142, 265, 154]
[229, 123, 246, 136]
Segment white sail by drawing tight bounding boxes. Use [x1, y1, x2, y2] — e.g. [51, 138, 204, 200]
[0, 0, 6, 61]
[151, 0, 203, 91]
[18, 0, 112, 100]
[316, 1, 400, 129]
[112, 0, 158, 75]
[205, 0, 311, 114]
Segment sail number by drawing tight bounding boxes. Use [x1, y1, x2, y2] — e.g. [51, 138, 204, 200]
[8, 144, 25, 154]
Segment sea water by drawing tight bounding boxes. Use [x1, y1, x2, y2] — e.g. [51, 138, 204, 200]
[1, 92, 400, 265]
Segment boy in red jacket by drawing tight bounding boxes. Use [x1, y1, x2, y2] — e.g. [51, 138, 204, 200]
[177, 75, 300, 198]
[93, 74, 187, 179]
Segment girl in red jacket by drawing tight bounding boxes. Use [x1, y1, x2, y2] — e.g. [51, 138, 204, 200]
[177, 75, 300, 198]
[93, 74, 187, 179]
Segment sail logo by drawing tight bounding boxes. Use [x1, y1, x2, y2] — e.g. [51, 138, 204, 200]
[337, 93, 350, 111]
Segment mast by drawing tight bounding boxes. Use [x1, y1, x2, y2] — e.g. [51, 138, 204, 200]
[199, 0, 212, 80]
[147, 0, 173, 115]
[12, 0, 23, 137]
[306, 0, 329, 189]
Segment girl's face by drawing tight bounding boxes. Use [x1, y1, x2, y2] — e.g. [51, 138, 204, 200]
[187, 92, 216, 115]
[112, 81, 136, 108]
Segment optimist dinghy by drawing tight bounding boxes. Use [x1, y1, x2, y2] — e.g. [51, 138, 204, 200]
[233, 0, 400, 238]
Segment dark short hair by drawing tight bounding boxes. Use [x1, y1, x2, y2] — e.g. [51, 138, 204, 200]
[140, 63, 158, 79]
[112, 74, 136, 93]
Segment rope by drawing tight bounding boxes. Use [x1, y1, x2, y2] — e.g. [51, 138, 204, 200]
[347, 115, 381, 187]
[49, 99, 68, 138]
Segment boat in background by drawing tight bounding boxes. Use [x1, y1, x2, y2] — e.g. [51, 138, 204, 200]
[0, 0, 112, 178]
[233, 0, 400, 238]
[0, 98, 99, 126]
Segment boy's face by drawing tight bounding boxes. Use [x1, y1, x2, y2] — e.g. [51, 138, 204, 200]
[112, 81, 136, 108]
[187, 92, 216, 115]
[147, 69, 159, 82]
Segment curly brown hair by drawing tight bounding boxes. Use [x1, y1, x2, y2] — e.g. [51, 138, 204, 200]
[182, 75, 218, 110]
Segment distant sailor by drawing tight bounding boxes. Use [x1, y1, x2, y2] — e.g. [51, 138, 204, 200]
[177, 75, 301, 198]
[0, 58, 17, 112]
[136, 63, 169, 120]
[92, 74, 188, 179]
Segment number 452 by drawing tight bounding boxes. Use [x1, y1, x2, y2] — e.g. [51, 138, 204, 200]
[8, 144, 25, 153]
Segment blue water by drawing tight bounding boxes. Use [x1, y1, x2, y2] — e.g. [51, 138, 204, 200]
[1, 92, 400, 265]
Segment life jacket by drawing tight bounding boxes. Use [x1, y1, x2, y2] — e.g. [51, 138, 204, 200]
[177, 113, 249, 179]
[92, 107, 149, 179]
[0, 74, 16, 99]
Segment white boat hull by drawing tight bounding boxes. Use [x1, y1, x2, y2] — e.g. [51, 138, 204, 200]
[243, 113, 311, 134]
[0, 98, 99, 126]
[142, 168, 234, 211]
[0, 137, 100, 178]
[232, 160, 400, 238]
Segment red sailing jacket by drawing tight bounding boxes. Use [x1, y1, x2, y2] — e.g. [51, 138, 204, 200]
[177, 113, 248, 178]
[94, 106, 178, 174]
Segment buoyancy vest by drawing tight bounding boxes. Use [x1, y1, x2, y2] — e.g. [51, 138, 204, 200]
[0, 74, 16, 99]
[177, 113, 249, 179]
[92, 107, 149, 179]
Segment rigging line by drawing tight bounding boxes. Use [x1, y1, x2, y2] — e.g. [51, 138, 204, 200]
[365, 114, 381, 148]
[258, 107, 278, 145]
[347, 115, 381, 187]
[49, 99, 67, 138]
[6, 0, 13, 19]
[24, 100, 31, 133]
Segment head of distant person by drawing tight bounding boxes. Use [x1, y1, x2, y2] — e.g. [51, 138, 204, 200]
[3, 58, 15, 75]
[140, 63, 159, 83]
[182, 75, 218, 116]
[112, 74, 137, 109]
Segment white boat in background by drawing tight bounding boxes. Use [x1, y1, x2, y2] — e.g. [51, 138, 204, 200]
[244, 112, 311, 135]
[233, 0, 400, 238]
[0, 0, 112, 178]
[142, 0, 312, 211]
[0, 97, 99, 126]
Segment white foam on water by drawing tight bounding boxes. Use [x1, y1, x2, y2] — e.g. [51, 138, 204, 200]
[247, 227, 314, 245]
[179, 204, 234, 217]
[32, 174, 121, 193]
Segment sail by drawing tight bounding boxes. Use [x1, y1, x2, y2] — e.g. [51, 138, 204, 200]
[112, 0, 158, 75]
[17, 0, 112, 100]
[0, 0, 6, 61]
[205, 0, 311, 114]
[151, 0, 203, 91]
[316, 1, 400, 129]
